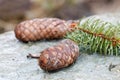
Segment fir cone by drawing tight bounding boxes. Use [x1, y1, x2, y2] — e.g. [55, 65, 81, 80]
[27, 39, 79, 71]
[14, 18, 76, 42]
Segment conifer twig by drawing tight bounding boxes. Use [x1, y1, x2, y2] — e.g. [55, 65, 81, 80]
[65, 18, 120, 55]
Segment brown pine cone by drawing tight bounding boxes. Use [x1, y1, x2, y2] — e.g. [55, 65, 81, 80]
[14, 18, 76, 42]
[27, 39, 79, 71]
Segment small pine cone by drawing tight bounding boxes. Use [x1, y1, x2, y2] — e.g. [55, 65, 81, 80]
[27, 39, 79, 71]
[14, 18, 74, 42]
[39, 39, 79, 71]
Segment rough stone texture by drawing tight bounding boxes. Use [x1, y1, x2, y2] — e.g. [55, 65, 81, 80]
[1, 14, 120, 80]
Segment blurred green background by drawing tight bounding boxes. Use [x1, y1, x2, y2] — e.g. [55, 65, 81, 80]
[0, 0, 119, 33]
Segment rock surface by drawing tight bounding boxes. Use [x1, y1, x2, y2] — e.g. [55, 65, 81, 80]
[1, 14, 120, 80]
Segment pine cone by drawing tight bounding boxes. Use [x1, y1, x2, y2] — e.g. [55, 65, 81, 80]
[27, 39, 79, 71]
[14, 18, 75, 42]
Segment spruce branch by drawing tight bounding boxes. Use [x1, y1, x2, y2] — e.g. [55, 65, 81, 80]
[65, 18, 120, 56]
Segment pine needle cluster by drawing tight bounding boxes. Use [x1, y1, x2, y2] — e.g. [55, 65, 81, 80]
[65, 17, 120, 56]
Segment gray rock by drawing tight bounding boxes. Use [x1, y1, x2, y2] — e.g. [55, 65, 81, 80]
[1, 14, 120, 80]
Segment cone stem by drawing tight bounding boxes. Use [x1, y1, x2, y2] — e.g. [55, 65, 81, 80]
[27, 53, 40, 59]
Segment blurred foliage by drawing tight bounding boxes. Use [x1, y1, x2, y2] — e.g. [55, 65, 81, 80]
[0, 0, 31, 20]
[0, 0, 120, 33]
